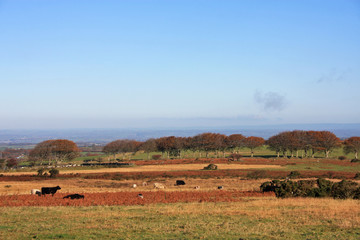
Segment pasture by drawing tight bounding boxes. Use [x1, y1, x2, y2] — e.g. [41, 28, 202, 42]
[1, 157, 360, 239]
[1, 200, 359, 239]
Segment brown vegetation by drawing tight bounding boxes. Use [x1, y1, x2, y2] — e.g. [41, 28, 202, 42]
[0, 190, 274, 207]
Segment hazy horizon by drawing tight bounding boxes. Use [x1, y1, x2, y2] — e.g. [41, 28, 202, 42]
[1, 119, 360, 130]
[1, 0, 359, 129]
[1, 123, 360, 144]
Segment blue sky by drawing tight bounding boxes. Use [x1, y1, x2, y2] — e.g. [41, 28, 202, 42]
[0, 0, 359, 129]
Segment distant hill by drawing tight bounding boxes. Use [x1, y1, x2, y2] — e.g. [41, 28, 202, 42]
[0, 124, 359, 146]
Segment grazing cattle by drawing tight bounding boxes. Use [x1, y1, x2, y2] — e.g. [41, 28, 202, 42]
[142, 182, 148, 186]
[175, 180, 186, 186]
[41, 186, 61, 196]
[63, 194, 84, 199]
[154, 183, 165, 189]
[132, 184, 137, 188]
[218, 186, 223, 190]
[194, 186, 200, 190]
[137, 193, 143, 199]
[31, 189, 41, 196]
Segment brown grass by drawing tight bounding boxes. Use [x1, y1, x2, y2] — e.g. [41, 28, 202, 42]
[0, 190, 274, 207]
[1, 199, 358, 239]
[152, 198, 360, 228]
[0, 177, 267, 195]
[1, 164, 282, 176]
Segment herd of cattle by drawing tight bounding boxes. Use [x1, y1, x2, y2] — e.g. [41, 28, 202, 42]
[30, 186, 84, 199]
[30, 180, 224, 199]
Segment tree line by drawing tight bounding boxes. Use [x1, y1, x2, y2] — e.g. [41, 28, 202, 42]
[102, 131, 360, 160]
[17, 131, 360, 168]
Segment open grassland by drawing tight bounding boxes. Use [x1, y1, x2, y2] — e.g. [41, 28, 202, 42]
[2, 158, 359, 184]
[0, 178, 268, 195]
[1, 157, 359, 239]
[2, 176, 359, 196]
[0, 199, 359, 239]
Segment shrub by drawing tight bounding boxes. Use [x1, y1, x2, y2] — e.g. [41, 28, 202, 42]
[331, 180, 359, 199]
[260, 181, 272, 192]
[296, 180, 317, 197]
[288, 171, 301, 179]
[260, 180, 281, 192]
[354, 172, 360, 180]
[274, 181, 299, 198]
[354, 187, 360, 199]
[317, 178, 333, 190]
[49, 168, 59, 178]
[152, 155, 162, 160]
[338, 156, 347, 160]
[37, 168, 46, 176]
[203, 164, 218, 170]
[272, 180, 316, 198]
[260, 178, 360, 199]
[351, 158, 360, 163]
[310, 178, 333, 197]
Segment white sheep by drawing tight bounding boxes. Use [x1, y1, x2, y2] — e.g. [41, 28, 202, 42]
[154, 183, 165, 189]
[31, 189, 41, 196]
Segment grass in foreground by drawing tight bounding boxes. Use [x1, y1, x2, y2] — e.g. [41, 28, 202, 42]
[0, 198, 359, 239]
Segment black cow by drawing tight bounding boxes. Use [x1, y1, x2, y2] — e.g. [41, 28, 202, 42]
[175, 180, 186, 186]
[63, 194, 84, 199]
[41, 186, 61, 196]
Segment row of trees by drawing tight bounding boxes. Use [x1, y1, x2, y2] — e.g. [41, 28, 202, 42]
[103, 131, 360, 160]
[26, 132, 360, 166]
[102, 133, 265, 160]
[268, 131, 360, 159]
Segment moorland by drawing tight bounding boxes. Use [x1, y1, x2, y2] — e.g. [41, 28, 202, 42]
[1, 132, 360, 239]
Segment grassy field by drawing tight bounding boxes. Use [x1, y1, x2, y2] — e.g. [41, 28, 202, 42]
[1, 199, 359, 239]
[1, 156, 360, 239]
[0, 177, 269, 195]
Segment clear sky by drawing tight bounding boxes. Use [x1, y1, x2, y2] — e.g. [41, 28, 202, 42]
[0, 0, 359, 129]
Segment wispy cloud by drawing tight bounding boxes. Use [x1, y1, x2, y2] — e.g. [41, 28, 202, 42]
[317, 68, 351, 83]
[254, 90, 286, 112]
